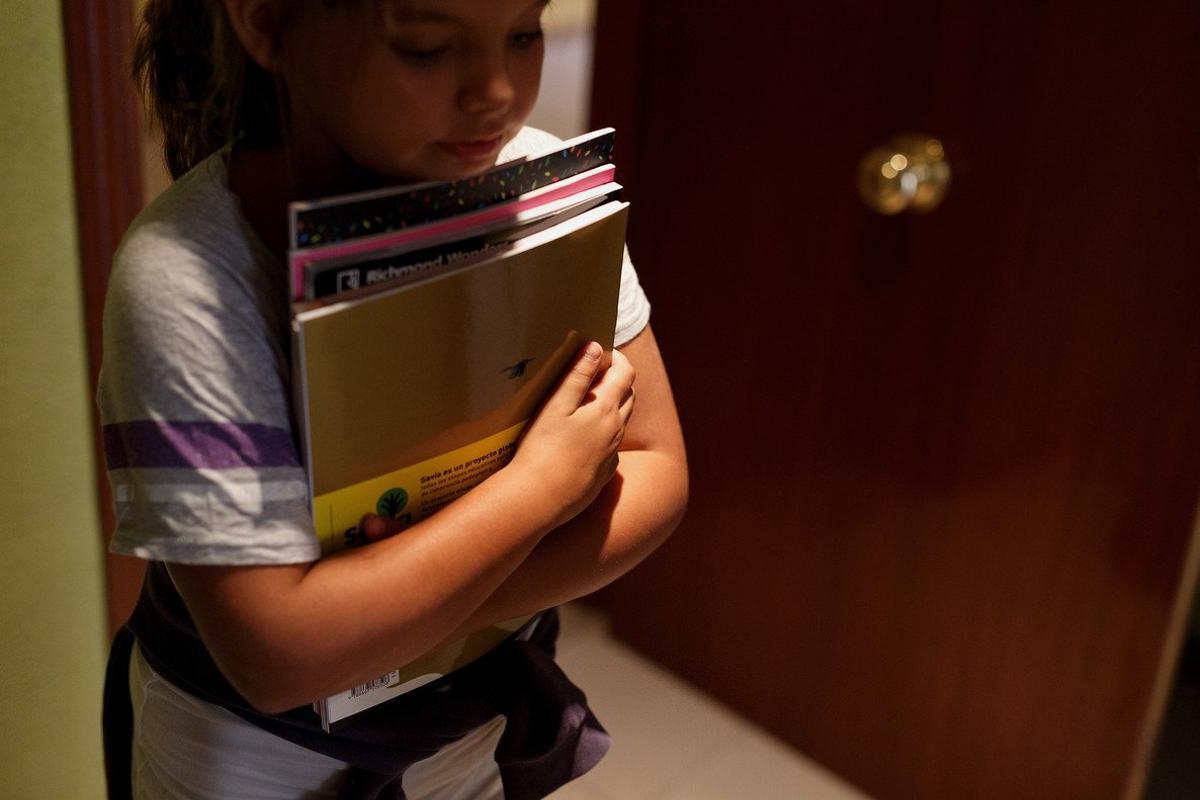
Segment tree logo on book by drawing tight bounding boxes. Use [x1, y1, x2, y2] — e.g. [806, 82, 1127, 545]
[377, 488, 409, 518]
[336, 270, 361, 292]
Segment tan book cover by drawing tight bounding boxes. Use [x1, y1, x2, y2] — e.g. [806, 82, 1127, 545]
[291, 200, 629, 728]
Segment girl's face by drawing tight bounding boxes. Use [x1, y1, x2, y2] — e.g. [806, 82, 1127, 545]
[277, 0, 548, 184]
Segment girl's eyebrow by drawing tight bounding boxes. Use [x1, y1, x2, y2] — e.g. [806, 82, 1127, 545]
[392, 0, 550, 24]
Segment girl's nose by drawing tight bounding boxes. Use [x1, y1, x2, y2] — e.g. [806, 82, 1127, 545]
[459, 52, 516, 115]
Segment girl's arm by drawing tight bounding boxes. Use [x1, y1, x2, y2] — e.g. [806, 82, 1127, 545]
[435, 325, 688, 638]
[167, 343, 633, 714]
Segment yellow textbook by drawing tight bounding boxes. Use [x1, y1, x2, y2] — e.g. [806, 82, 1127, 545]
[292, 200, 629, 729]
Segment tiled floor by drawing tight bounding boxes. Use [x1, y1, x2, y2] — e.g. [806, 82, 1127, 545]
[549, 604, 871, 800]
[551, 602, 1200, 800]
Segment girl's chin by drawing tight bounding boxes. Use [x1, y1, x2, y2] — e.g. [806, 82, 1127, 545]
[338, 148, 503, 191]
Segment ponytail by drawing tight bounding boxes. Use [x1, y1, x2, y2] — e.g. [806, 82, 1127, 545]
[133, 0, 284, 179]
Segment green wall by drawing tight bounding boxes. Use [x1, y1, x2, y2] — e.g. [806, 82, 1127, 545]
[0, 2, 108, 797]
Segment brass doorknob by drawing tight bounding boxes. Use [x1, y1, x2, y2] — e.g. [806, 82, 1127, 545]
[857, 133, 951, 215]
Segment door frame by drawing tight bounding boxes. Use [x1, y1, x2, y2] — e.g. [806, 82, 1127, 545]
[61, 0, 146, 635]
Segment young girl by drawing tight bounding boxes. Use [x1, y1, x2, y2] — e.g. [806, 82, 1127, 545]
[99, 1, 688, 798]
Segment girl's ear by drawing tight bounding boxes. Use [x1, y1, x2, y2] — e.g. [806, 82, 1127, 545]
[222, 0, 287, 71]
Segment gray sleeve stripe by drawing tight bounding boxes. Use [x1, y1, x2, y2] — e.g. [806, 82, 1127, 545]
[113, 478, 308, 504]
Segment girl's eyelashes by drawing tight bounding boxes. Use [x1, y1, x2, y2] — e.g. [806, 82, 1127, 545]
[511, 28, 544, 49]
[391, 28, 543, 65]
[393, 43, 452, 64]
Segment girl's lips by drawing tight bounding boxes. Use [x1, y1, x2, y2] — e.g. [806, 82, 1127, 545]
[437, 135, 504, 161]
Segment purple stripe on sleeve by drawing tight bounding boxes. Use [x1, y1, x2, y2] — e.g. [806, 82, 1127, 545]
[103, 420, 300, 470]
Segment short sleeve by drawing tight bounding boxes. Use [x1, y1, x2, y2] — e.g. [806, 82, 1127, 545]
[614, 246, 650, 347]
[98, 187, 320, 565]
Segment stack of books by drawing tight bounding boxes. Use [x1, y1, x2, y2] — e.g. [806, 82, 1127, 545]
[287, 129, 629, 729]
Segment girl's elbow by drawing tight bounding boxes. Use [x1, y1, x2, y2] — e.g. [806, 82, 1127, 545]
[637, 472, 687, 567]
[207, 636, 322, 715]
[250, 690, 311, 716]
[242, 688, 295, 716]
[670, 474, 689, 534]
[219, 659, 312, 715]
[674, 454, 690, 519]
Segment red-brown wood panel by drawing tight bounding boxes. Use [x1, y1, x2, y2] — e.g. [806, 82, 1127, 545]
[62, 0, 146, 635]
[594, 2, 1200, 797]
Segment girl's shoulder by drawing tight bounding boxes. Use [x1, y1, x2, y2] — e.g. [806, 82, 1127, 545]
[109, 149, 283, 330]
[116, 150, 271, 276]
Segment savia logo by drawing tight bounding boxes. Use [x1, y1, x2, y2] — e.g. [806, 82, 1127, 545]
[376, 488, 409, 518]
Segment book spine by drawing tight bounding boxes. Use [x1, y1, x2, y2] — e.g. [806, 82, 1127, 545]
[288, 165, 616, 301]
[303, 189, 616, 301]
[290, 130, 615, 249]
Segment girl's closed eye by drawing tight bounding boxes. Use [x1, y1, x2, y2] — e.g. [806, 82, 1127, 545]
[393, 39, 453, 64]
[511, 28, 544, 49]
[394, 27, 543, 64]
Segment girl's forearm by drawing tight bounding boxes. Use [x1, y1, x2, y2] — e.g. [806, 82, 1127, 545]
[173, 345, 632, 714]
[173, 465, 561, 713]
[442, 449, 689, 642]
[209, 444, 676, 712]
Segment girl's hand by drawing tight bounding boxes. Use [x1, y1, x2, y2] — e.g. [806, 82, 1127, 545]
[360, 342, 635, 543]
[510, 341, 636, 527]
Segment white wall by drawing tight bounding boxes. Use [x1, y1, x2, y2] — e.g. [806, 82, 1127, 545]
[528, 0, 597, 138]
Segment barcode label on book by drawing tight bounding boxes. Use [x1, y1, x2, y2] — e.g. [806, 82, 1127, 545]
[351, 670, 399, 698]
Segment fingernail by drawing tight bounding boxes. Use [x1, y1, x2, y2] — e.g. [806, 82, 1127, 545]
[584, 342, 601, 360]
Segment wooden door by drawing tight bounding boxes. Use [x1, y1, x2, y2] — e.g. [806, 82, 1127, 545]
[592, 2, 1200, 798]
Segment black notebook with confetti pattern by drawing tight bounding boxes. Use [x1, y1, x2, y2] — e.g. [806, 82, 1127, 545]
[286, 128, 616, 301]
[296, 173, 621, 303]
